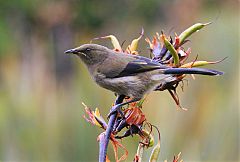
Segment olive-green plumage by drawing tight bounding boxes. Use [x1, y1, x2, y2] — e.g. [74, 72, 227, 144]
[65, 44, 222, 100]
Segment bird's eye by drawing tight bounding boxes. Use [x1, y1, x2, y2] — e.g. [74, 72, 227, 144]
[86, 48, 91, 52]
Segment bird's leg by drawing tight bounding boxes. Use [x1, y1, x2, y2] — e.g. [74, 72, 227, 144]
[107, 98, 141, 119]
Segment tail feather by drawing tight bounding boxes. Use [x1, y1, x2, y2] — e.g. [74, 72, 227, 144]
[163, 67, 223, 76]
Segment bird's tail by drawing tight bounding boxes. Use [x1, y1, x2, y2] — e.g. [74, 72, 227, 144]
[163, 67, 223, 76]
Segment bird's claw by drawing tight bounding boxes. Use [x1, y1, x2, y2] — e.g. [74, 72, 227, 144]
[107, 105, 125, 120]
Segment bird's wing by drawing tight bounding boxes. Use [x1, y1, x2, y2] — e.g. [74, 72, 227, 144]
[105, 55, 166, 78]
[100, 53, 223, 78]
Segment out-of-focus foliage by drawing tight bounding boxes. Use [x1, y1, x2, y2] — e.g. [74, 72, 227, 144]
[0, 0, 238, 161]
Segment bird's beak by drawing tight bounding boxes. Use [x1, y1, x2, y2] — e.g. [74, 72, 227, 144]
[64, 48, 78, 54]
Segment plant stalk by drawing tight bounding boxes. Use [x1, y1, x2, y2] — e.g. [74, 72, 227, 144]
[99, 95, 125, 162]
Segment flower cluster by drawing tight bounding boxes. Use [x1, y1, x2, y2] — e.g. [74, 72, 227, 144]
[83, 101, 156, 162]
[145, 23, 225, 110]
[84, 22, 224, 161]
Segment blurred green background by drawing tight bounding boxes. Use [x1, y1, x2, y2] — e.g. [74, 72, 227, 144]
[0, 0, 239, 161]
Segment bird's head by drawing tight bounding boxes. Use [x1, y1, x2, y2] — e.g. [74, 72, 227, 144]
[65, 44, 110, 65]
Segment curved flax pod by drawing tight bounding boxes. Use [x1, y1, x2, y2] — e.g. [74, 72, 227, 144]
[149, 125, 161, 162]
[149, 143, 161, 162]
[178, 22, 211, 46]
[162, 34, 180, 67]
[181, 57, 227, 68]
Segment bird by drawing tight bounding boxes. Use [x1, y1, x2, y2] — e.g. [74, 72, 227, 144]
[65, 44, 223, 115]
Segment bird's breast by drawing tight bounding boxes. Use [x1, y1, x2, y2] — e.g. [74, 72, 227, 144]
[93, 72, 167, 99]
[93, 73, 146, 98]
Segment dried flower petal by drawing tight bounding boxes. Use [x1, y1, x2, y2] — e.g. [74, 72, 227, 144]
[145, 36, 161, 57]
[82, 102, 107, 129]
[168, 89, 187, 111]
[106, 156, 110, 162]
[92, 35, 122, 52]
[125, 107, 146, 126]
[110, 134, 128, 162]
[126, 28, 144, 54]
[174, 34, 180, 48]
[173, 152, 183, 162]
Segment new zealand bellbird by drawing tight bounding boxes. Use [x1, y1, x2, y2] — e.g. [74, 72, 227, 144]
[65, 44, 223, 113]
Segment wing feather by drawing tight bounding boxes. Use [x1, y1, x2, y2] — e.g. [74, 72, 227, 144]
[110, 55, 166, 78]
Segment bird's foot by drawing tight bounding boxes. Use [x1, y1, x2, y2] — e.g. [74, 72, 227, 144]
[107, 105, 125, 120]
